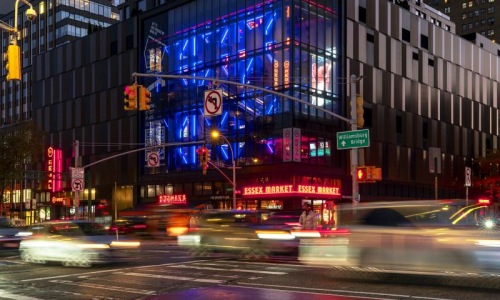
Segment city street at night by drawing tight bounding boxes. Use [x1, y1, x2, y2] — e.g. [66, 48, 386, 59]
[1, 239, 500, 300]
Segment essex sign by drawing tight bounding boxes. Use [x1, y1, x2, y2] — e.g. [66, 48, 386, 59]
[336, 129, 370, 150]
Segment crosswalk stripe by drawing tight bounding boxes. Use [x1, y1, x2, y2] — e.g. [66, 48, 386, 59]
[121, 272, 225, 283]
[170, 264, 288, 275]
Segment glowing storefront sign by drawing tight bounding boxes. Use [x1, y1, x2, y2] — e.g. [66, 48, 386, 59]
[158, 194, 187, 204]
[46, 147, 62, 192]
[243, 185, 340, 197]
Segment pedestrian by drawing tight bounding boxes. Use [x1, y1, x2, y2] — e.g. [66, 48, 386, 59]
[299, 203, 318, 230]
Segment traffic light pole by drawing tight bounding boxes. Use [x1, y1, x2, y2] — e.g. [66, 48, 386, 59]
[350, 75, 360, 205]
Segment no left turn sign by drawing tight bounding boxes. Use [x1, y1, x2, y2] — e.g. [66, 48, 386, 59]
[204, 89, 223, 116]
[147, 151, 160, 167]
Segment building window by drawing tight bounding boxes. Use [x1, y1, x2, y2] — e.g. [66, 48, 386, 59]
[444, 7, 450, 14]
[359, 6, 366, 23]
[420, 34, 428, 49]
[413, 52, 419, 61]
[402, 28, 410, 42]
[367, 33, 374, 43]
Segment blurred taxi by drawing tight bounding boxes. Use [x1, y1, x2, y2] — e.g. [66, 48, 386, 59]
[178, 210, 298, 258]
[20, 220, 140, 267]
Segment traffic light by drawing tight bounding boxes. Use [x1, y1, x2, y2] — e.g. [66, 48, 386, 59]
[5, 44, 21, 81]
[356, 95, 364, 128]
[124, 84, 138, 110]
[139, 85, 151, 111]
[197, 147, 208, 174]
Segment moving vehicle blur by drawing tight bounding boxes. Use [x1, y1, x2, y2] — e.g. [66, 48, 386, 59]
[178, 210, 298, 258]
[108, 217, 148, 236]
[299, 199, 500, 274]
[20, 220, 140, 267]
[0, 217, 30, 250]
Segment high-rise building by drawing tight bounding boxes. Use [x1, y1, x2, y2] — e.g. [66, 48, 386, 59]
[424, 0, 499, 44]
[0, 0, 120, 126]
[4, 0, 498, 222]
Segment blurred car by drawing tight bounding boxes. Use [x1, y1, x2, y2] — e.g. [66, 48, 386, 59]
[324, 200, 500, 274]
[108, 218, 148, 236]
[178, 210, 298, 258]
[0, 217, 30, 250]
[20, 220, 140, 267]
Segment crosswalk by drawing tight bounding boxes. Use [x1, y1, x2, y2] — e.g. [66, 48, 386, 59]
[1, 258, 304, 300]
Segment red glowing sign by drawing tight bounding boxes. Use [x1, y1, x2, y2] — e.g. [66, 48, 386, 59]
[478, 198, 491, 205]
[242, 185, 340, 197]
[46, 147, 62, 192]
[158, 194, 187, 204]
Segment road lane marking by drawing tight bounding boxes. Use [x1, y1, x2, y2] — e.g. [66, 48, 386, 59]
[49, 280, 156, 295]
[171, 264, 288, 275]
[20, 258, 225, 282]
[234, 282, 454, 300]
[0, 290, 42, 300]
[121, 272, 224, 283]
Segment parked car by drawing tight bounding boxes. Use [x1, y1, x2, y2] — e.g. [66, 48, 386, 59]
[20, 220, 140, 267]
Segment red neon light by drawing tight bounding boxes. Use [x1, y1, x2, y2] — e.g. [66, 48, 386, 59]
[243, 185, 340, 196]
[158, 194, 187, 204]
[478, 198, 490, 205]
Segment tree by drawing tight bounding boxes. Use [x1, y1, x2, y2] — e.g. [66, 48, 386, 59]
[472, 149, 500, 201]
[0, 121, 45, 216]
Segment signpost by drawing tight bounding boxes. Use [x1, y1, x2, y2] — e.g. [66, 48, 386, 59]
[336, 129, 370, 150]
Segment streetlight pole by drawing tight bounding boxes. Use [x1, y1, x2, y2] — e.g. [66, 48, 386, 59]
[211, 132, 236, 209]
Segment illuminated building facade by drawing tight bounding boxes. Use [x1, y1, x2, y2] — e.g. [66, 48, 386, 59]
[138, 0, 346, 217]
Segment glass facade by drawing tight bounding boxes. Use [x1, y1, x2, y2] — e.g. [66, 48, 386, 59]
[140, 0, 343, 174]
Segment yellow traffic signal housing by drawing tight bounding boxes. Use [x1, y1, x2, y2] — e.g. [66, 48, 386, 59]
[356, 95, 364, 128]
[6, 44, 21, 81]
[124, 84, 138, 110]
[370, 167, 382, 181]
[139, 86, 151, 111]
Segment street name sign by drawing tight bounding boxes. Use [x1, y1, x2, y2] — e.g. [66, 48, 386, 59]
[336, 129, 370, 149]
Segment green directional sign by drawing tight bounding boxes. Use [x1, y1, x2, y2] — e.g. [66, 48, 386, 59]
[337, 129, 370, 149]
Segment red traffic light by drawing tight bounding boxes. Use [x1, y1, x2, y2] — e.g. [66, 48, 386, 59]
[197, 147, 207, 155]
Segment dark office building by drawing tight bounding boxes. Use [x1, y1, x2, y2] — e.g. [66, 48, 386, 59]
[424, 0, 500, 43]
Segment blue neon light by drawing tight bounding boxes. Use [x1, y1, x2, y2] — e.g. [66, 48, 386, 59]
[246, 58, 254, 72]
[193, 37, 196, 56]
[265, 15, 275, 35]
[221, 145, 229, 160]
[220, 111, 229, 126]
[266, 142, 274, 154]
[221, 29, 229, 43]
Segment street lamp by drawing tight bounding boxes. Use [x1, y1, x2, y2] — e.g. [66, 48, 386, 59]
[210, 130, 236, 209]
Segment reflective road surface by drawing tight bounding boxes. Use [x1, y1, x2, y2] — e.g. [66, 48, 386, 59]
[1, 240, 500, 300]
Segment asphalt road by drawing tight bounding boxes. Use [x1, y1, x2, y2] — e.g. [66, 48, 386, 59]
[1, 240, 500, 300]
